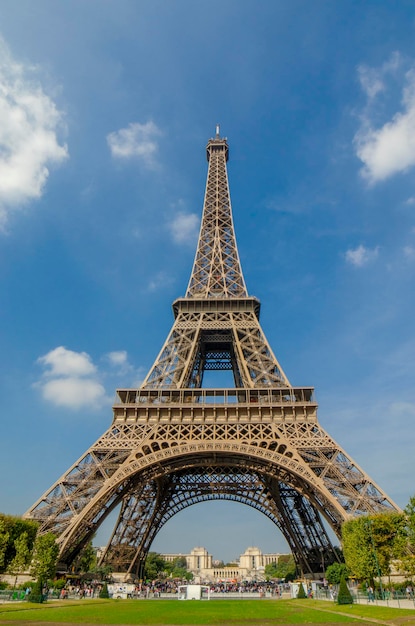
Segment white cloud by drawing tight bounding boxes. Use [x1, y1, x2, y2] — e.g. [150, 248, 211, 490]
[37, 346, 96, 377]
[36, 346, 109, 410]
[107, 121, 161, 168]
[104, 350, 135, 375]
[106, 350, 128, 366]
[169, 211, 199, 245]
[40, 377, 106, 410]
[35, 346, 147, 409]
[0, 37, 68, 229]
[354, 56, 415, 184]
[345, 244, 379, 267]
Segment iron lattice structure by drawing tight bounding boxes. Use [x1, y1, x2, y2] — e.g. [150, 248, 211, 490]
[25, 129, 400, 579]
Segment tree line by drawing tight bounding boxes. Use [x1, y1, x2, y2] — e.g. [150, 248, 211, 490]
[3, 496, 415, 595]
[339, 497, 415, 587]
[262, 497, 415, 588]
[0, 514, 58, 601]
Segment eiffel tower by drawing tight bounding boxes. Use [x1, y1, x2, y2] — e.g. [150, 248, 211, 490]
[25, 127, 399, 579]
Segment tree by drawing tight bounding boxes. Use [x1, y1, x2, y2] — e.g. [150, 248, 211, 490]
[0, 515, 38, 573]
[92, 564, 113, 581]
[325, 562, 349, 584]
[29, 533, 59, 602]
[337, 575, 353, 605]
[143, 552, 167, 581]
[405, 496, 415, 547]
[296, 582, 307, 598]
[342, 513, 406, 584]
[264, 561, 279, 579]
[394, 496, 415, 579]
[8, 531, 31, 589]
[99, 582, 110, 598]
[399, 555, 415, 581]
[0, 520, 9, 571]
[264, 554, 296, 581]
[74, 542, 96, 574]
[173, 556, 187, 569]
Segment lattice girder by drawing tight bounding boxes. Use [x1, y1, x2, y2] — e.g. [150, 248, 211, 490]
[100, 468, 339, 577]
[25, 396, 397, 566]
[24, 130, 400, 578]
[186, 134, 247, 299]
[142, 304, 290, 389]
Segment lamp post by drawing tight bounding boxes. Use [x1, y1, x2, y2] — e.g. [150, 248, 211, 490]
[319, 547, 325, 580]
[319, 547, 327, 598]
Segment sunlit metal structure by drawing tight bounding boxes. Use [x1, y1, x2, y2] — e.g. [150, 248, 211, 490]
[25, 129, 400, 579]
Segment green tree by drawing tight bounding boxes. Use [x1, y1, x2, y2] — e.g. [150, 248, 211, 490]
[0, 520, 9, 570]
[168, 556, 193, 580]
[74, 542, 96, 574]
[92, 564, 113, 581]
[325, 562, 349, 584]
[264, 561, 279, 579]
[143, 552, 167, 580]
[405, 496, 415, 546]
[296, 582, 307, 598]
[8, 531, 31, 589]
[394, 496, 415, 579]
[99, 581, 110, 598]
[264, 554, 296, 581]
[173, 556, 187, 569]
[0, 515, 38, 573]
[342, 513, 406, 584]
[337, 575, 353, 605]
[29, 533, 59, 602]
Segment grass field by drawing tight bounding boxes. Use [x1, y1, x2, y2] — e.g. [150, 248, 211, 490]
[0, 599, 414, 625]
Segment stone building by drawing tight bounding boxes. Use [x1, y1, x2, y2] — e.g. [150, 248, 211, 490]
[161, 546, 287, 582]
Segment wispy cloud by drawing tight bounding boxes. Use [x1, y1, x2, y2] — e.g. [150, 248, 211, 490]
[147, 270, 175, 292]
[169, 211, 199, 245]
[345, 244, 379, 267]
[36, 346, 109, 410]
[357, 52, 400, 101]
[354, 54, 415, 184]
[103, 350, 135, 376]
[105, 350, 129, 367]
[0, 37, 68, 230]
[107, 121, 161, 168]
[403, 245, 415, 260]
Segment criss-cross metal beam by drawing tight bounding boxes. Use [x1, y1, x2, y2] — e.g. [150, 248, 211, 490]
[24, 130, 400, 579]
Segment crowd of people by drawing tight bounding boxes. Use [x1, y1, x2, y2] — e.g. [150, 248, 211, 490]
[58, 578, 289, 599]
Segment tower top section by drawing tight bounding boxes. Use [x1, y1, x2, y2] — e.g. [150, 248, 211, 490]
[186, 130, 247, 299]
[206, 125, 229, 162]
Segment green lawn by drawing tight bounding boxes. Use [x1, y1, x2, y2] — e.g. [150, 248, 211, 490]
[0, 599, 414, 625]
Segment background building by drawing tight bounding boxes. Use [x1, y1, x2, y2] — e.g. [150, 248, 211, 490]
[162, 546, 288, 582]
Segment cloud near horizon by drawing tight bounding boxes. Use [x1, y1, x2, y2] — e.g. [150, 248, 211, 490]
[0, 37, 68, 229]
[107, 121, 162, 168]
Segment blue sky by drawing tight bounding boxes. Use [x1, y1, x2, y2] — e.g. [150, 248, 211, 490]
[1, 0, 415, 563]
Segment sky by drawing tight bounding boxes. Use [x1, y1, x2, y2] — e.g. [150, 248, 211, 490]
[1, 0, 415, 564]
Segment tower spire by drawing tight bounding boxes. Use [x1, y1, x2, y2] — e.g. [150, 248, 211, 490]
[186, 129, 247, 298]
